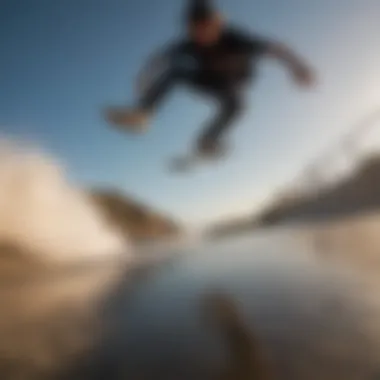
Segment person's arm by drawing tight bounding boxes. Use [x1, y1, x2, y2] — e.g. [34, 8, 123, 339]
[229, 27, 315, 87]
[265, 42, 316, 87]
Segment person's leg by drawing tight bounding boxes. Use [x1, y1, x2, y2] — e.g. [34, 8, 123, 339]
[196, 86, 245, 155]
[106, 69, 196, 130]
[138, 70, 181, 113]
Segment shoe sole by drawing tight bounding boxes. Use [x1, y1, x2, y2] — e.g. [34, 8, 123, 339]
[104, 108, 147, 133]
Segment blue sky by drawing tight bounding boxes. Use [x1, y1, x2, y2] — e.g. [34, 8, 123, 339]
[1, 0, 380, 227]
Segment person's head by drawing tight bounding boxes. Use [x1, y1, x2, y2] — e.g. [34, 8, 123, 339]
[185, 1, 224, 46]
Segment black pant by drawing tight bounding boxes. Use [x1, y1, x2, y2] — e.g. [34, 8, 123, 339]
[139, 68, 244, 151]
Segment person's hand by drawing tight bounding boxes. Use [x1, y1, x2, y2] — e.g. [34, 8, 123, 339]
[292, 64, 316, 88]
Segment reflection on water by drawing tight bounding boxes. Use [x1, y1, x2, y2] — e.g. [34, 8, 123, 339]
[80, 231, 380, 380]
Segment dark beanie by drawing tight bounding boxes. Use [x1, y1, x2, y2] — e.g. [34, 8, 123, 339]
[185, 0, 216, 24]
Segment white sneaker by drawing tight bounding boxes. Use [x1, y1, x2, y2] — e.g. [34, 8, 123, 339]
[169, 156, 195, 172]
[105, 107, 150, 133]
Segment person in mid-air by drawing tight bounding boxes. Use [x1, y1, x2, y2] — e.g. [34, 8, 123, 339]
[106, 0, 316, 157]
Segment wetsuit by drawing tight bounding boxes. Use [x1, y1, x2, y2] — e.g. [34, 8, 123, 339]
[138, 26, 272, 151]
